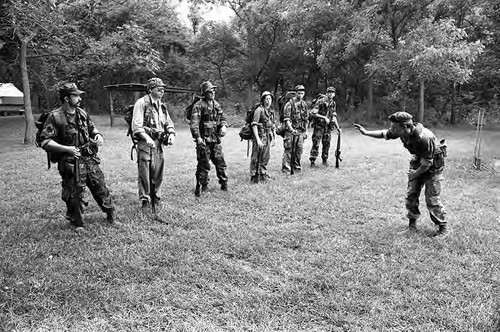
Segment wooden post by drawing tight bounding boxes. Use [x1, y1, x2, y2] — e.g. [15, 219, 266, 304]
[109, 90, 114, 127]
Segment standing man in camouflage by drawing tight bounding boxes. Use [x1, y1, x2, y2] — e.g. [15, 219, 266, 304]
[131, 77, 176, 213]
[250, 91, 276, 182]
[190, 81, 228, 196]
[309, 86, 341, 167]
[354, 112, 448, 236]
[40, 82, 114, 231]
[282, 85, 309, 173]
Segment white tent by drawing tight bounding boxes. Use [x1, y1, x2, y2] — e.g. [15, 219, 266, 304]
[0, 83, 24, 105]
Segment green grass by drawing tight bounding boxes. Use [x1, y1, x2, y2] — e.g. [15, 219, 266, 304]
[0, 115, 499, 331]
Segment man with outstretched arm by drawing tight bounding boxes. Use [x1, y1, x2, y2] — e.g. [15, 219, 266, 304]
[354, 111, 448, 236]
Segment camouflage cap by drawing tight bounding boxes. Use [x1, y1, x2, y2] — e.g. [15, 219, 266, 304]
[388, 111, 413, 123]
[294, 85, 305, 92]
[59, 82, 85, 96]
[326, 86, 336, 93]
[260, 91, 274, 102]
[147, 77, 166, 91]
[200, 81, 217, 94]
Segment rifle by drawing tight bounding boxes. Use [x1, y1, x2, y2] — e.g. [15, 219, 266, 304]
[149, 147, 156, 216]
[290, 133, 298, 175]
[335, 132, 342, 169]
[254, 143, 261, 183]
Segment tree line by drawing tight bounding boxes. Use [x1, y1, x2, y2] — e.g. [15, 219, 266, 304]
[0, 0, 498, 143]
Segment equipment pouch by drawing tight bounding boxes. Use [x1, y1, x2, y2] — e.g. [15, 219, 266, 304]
[203, 121, 216, 136]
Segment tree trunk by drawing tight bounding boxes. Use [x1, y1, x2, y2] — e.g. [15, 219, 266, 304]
[367, 76, 374, 120]
[19, 36, 36, 145]
[418, 78, 424, 123]
[450, 82, 458, 124]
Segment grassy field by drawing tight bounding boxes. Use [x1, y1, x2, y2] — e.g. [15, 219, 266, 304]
[0, 115, 499, 332]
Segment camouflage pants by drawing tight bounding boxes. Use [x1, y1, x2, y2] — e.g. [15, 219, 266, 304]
[137, 139, 165, 204]
[58, 156, 113, 227]
[406, 171, 446, 225]
[309, 126, 332, 162]
[196, 142, 228, 185]
[250, 134, 271, 176]
[282, 131, 304, 172]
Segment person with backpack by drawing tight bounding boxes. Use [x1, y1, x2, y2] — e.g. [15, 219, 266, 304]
[250, 91, 276, 183]
[309, 86, 341, 167]
[281, 85, 309, 173]
[38, 82, 114, 231]
[131, 77, 176, 215]
[190, 81, 228, 196]
[354, 112, 448, 237]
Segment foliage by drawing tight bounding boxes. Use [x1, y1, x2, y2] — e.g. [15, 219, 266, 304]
[0, 116, 499, 330]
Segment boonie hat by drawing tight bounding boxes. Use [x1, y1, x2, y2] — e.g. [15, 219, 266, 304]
[59, 82, 85, 96]
[147, 77, 166, 91]
[260, 91, 274, 102]
[326, 86, 336, 93]
[294, 85, 305, 92]
[200, 81, 217, 94]
[388, 111, 413, 123]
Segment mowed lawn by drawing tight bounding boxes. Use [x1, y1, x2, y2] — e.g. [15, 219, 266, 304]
[0, 114, 499, 332]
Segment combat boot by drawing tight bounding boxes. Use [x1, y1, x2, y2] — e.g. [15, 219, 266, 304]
[195, 182, 201, 197]
[434, 224, 448, 237]
[408, 218, 417, 230]
[221, 182, 228, 191]
[106, 210, 115, 224]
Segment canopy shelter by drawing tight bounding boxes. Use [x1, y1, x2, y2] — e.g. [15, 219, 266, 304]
[103, 83, 197, 126]
[0, 83, 24, 116]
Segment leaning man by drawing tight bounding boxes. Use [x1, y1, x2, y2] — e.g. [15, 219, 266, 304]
[40, 82, 115, 231]
[354, 112, 447, 236]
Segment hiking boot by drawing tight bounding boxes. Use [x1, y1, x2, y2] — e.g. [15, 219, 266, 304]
[72, 225, 85, 233]
[221, 182, 228, 191]
[195, 183, 201, 197]
[408, 218, 417, 230]
[251, 175, 258, 183]
[153, 197, 162, 212]
[141, 200, 150, 210]
[433, 224, 448, 237]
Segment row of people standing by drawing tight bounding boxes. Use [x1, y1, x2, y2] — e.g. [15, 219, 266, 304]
[39, 78, 446, 237]
[250, 84, 342, 181]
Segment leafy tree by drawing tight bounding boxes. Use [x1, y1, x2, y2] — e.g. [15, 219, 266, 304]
[0, 0, 67, 144]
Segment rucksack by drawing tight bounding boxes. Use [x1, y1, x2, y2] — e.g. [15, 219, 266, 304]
[123, 104, 138, 160]
[277, 91, 296, 123]
[238, 102, 262, 141]
[184, 94, 203, 123]
[308, 94, 326, 122]
[35, 110, 66, 169]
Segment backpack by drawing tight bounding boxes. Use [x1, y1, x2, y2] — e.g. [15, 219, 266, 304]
[308, 94, 326, 123]
[238, 102, 262, 141]
[35, 110, 66, 169]
[184, 94, 203, 123]
[277, 91, 296, 123]
[123, 104, 138, 160]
